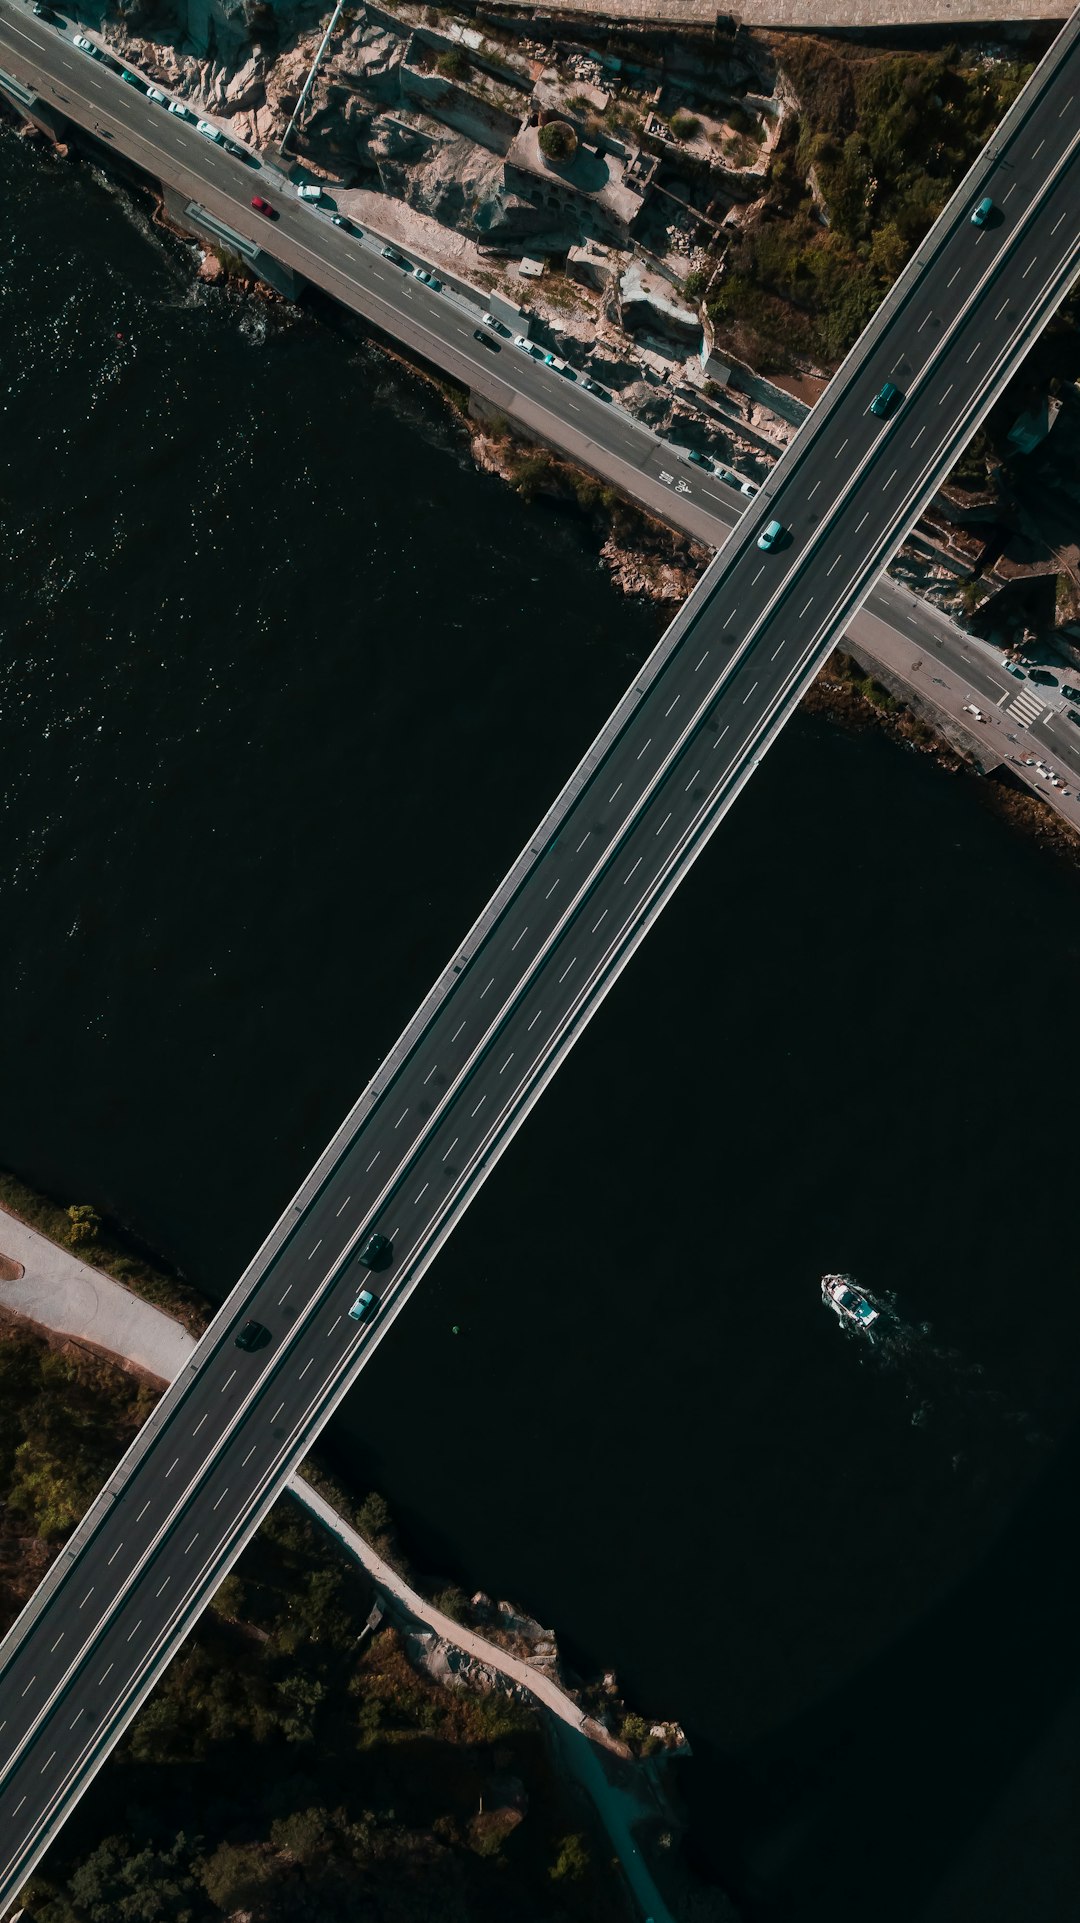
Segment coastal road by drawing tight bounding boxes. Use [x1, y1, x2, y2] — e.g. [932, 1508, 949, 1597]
[2, 7, 1080, 1908]
[3, 0, 1079, 810]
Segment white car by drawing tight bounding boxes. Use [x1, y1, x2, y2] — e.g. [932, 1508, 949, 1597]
[740, 479, 758, 496]
[196, 119, 222, 142]
[168, 100, 190, 118]
[297, 183, 322, 202]
[73, 33, 94, 52]
[146, 86, 167, 105]
[513, 334, 530, 349]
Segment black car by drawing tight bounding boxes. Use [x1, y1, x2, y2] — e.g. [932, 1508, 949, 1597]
[582, 379, 610, 401]
[1029, 668, 1058, 686]
[235, 1319, 270, 1352]
[473, 329, 501, 353]
[358, 1232, 392, 1270]
[687, 449, 711, 468]
[1062, 685, 1080, 702]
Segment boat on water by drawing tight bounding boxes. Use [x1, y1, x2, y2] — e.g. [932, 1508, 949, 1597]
[821, 1273, 880, 1330]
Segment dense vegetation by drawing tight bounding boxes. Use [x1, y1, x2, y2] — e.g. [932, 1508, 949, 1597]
[0, 1326, 629, 1923]
[708, 40, 1034, 370]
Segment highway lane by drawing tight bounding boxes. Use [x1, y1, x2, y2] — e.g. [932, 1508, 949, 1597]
[2, 6, 1080, 1900]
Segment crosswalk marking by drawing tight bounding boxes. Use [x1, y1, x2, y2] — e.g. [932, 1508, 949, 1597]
[1006, 687, 1045, 727]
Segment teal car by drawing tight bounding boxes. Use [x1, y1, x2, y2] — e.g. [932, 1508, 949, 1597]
[349, 1289, 377, 1323]
[757, 519, 786, 553]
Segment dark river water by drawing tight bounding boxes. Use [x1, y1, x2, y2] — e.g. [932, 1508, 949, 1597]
[4, 118, 1080, 1923]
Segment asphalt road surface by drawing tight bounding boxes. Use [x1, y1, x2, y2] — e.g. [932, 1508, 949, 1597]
[1, 5, 1079, 1902]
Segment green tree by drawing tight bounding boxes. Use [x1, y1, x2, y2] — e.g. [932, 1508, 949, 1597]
[67, 1203, 101, 1246]
[539, 120, 578, 164]
[66, 1831, 201, 1922]
[436, 47, 469, 81]
[549, 1833, 590, 1882]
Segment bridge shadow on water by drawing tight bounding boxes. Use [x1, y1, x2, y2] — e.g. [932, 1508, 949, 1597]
[685, 1406, 1080, 1922]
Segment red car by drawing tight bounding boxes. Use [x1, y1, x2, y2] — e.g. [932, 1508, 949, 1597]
[251, 196, 276, 219]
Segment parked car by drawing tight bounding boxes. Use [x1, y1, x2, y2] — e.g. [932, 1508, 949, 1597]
[557, 363, 578, 380]
[1005, 663, 1026, 679]
[582, 379, 610, 400]
[1028, 668, 1058, 685]
[1061, 685, 1080, 702]
[330, 214, 351, 230]
[414, 267, 442, 288]
[146, 86, 167, 104]
[297, 182, 322, 201]
[168, 100, 190, 118]
[251, 196, 276, 218]
[971, 195, 995, 227]
[757, 519, 787, 553]
[197, 119, 223, 143]
[73, 34, 95, 52]
[687, 449, 712, 469]
[121, 69, 142, 86]
[740, 479, 758, 497]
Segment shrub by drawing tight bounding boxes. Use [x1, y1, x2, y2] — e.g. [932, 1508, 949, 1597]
[538, 119, 578, 164]
[436, 46, 469, 81]
[683, 267, 709, 301]
[669, 109, 701, 142]
[549, 1833, 590, 1882]
[67, 1203, 101, 1246]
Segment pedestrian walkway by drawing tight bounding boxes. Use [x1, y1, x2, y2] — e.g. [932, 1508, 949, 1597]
[1004, 685, 1047, 729]
[0, 1201, 676, 1922]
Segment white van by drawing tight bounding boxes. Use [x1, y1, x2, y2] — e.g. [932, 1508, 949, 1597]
[297, 183, 322, 203]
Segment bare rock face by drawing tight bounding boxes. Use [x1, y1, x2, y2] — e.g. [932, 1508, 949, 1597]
[225, 50, 266, 110]
[367, 114, 427, 164]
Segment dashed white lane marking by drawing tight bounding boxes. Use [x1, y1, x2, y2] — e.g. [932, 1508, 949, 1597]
[79, 1589, 93, 1609]
[624, 856, 643, 884]
[126, 1619, 142, 1642]
[911, 425, 926, 446]
[366, 1151, 380, 1171]
[156, 1577, 170, 1598]
[99, 1663, 113, 1685]
[855, 510, 869, 530]
[575, 832, 591, 850]
[558, 956, 577, 981]
[827, 553, 843, 574]
[1021, 257, 1038, 279]
[664, 695, 680, 716]
[1032, 137, 1045, 157]
[545, 879, 559, 899]
[222, 1368, 236, 1391]
[336, 1194, 352, 1213]
[592, 909, 608, 932]
[881, 470, 897, 489]
[213, 1487, 230, 1510]
[39, 1751, 55, 1775]
[684, 767, 700, 791]
[499, 1053, 514, 1073]
[21, 1676, 37, 1696]
[771, 640, 786, 662]
[834, 438, 848, 459]
[165, 1457, 178, 1477]
[480, 977, 495, 997]
[807, 481, 820, 499]
[136, 1501, 151, 1522]
[1051, 209, 1068, 234]
[271, 1402, 284, 1422]
[327, 1313, 343, 1334]
[50, 1634, 64, 1652]
[752, 565, 764, 585]
[452, 1020, 467, 1041]
[714, 724, 729, 745]
[308, 1238, 322, 1256]
[442, 1136, 459, 1159]
[1059, 93, 1073, 116]
[279, 1283, 293, 1305]
[695, 651, 708, 671]
[185, 1533, 200, 1553]
[527, 1008, 544, 1030]
[242, 1443, 258, 1465]
[414, 1182, 429, 1203]
[966, 340, 983, 362]
[655, 812, 672, 836]
[472, 1095, 487, 1116]
[193, 1413, 208, 1435]
[799, 597, 814, 617]
[511, 927, 528, 949]
[393, 1110, 408, 1128]
[741, 681, 758, 704]
[636, 736, 652, 759]
[107, 1544, 123, 1566]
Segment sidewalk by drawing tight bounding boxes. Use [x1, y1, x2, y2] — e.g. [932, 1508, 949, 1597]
[0, 1201, 676, 1922]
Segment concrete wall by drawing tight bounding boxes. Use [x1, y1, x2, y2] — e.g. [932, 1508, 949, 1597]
[400, 55, 522, 153]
